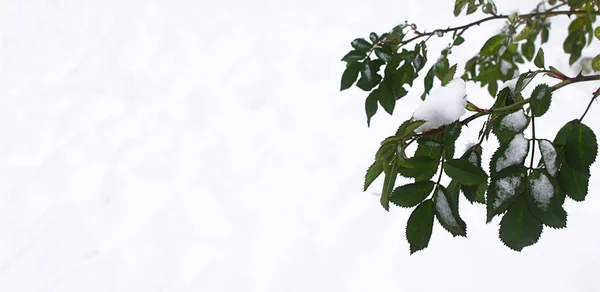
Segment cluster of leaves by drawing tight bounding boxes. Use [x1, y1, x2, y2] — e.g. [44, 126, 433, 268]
[342, 0, 600, 253]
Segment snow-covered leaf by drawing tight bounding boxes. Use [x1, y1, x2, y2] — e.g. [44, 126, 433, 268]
[490, 134, 529, 176]
[434, 186, 466, 237]
[486, 166, 527, 222]
[526, 170, 567, 228]
[538, 140, 558, 176]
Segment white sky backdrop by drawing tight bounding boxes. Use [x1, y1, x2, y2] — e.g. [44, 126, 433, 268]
[0, 0, 599, 291]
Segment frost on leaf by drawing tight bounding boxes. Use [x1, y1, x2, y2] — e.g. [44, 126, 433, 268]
[531, 172, 554, 211]
[468, 151, 478, 166]
[539, 140, 557, 176]
[413, 79, 467, 132]
[494, 176, 522, 208]
[435, 189, 458, 227]
[499, 110, 528, 132]
[495, 134, 529, 172]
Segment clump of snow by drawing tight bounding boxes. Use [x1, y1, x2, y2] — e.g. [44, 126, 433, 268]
[499, 77, 518, 92]
[435, 190, 458, 227]
[500, 110, 528, 132]
[413, 79, 467, 132]
[468, 151, 479, 166]
[500, 60, 512, 76]
[531, 172, 554, 210]
[539, 140, 557, 176]
[495, 134, 529, 172]
[494, 175, 523, 208]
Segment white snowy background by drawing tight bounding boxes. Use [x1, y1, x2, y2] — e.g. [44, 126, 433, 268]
[0, 0, 599, 291]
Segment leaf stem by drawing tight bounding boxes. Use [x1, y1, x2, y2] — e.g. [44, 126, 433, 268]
[436, 148, 446, 187]
[529, 115, 536, 171]
[579, 89, 600, 122]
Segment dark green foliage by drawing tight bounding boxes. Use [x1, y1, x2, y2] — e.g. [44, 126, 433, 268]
[499, 196, 543, 251]
[530, 84, 552, 117]
[406, 199, 435, 254]
[390, 181, 435, 208]
[345, 0, 600, 254]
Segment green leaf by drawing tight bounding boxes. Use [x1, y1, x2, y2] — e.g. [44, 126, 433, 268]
[595, 27, 600, 40]
[462, 182, 487, 204]
[453, 36, 465, 46]
[380, 161, 398, 211]
[565, 122, 598, 170]
[341, 50, 366, 62]
[412, 54, 426, 72]
[396, 120, 427, 137]
[406, 199, 435, 254]
[466, 0, 479, 14]
[557, 162, 589, 201]
[486, 165, 527, 222]
[375, 47, 393, 62]
[444, 159, 488, 186]
[351, 38, 372, 52]
[434, 186, 466, 237]
[443, 121, 462, 146]
[553, 120, 576, 147]
[514, 22, 536, 42]
[534, 48, 545, 68]
[364, 160, 384, 191]
[442, 64, 457, 86]
[480, 34, 507, 56]
[521, 41, 535, 61]
[530, 84, 552, 117]
[369, 32, 379, 43]
[567, 0, 585, 9]
[340, 62, 362, 91]
[541, 28, 550, 44]
[499, 196, 543, 251]
[514, 71, 538, 95]
[421, 66, 435, 100]
[390, 181, 435, 208]
[526, 169, 567, 229]
[454, 0, 469, 16]
[593, 54, 600, 72]
[365, 90, 378, 126]
[397, 156, 439, 181]
[376, 84, 396, 115]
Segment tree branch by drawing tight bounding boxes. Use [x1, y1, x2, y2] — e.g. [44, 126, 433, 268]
[400, 9, 598, 46]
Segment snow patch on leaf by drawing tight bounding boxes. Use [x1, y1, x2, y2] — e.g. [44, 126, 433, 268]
[435, 190, 458, 227]
[413, 79, 467, 132]
[539, 140, 557, 176]
[534, 85, 550, 100]
[531, 172, 554, 211]
[494, 175, 522, 208]
[500, 110, 528, 132]
[495, 134, 529, 172]
[468, 152, 478, 166]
